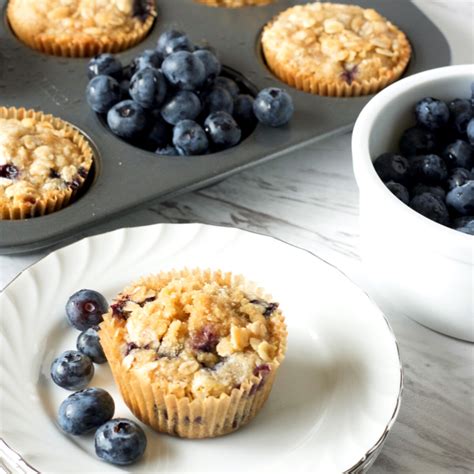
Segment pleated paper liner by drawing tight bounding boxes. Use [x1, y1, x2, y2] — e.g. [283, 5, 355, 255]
[6, 0, 157, 57]
[195, 0, 274, 7]
[0, 107, 94, 219]
[261, 7, 412, 97]
[100, 268, 288, 439]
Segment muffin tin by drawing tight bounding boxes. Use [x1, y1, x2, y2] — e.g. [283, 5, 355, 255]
[0, 0, 450, 254]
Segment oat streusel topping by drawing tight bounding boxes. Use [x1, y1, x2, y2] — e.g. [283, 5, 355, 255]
[9, 0, 152, 41]
[106, 270, 285, 400]
[0, 117, 90, 206]
[262, 2, 411, 89]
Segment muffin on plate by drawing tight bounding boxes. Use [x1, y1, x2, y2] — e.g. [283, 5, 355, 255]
[195, 0, 274, 7]
[0, 107, 94, 219]
[7, 0, 157, 57]
[100, 268, 287, 438]
[261, 2, 412, 97]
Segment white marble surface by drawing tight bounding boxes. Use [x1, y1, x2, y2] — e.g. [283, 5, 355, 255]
[1, 0, 474, 472]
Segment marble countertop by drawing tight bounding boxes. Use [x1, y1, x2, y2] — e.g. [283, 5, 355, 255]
[1, 0, 473, 472]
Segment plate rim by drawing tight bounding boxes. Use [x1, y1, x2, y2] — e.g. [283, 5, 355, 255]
[0, 222, 403, 473]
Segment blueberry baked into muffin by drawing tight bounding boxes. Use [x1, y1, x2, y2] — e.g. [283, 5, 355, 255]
[261, 2, 411, 96]
[7, 0, 157, 57]
[0, 107, 93, 219]
[100, 268, 287, 438]
[195, 0, 274, 7]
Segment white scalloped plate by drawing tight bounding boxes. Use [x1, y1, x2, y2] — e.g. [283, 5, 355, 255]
[0, 224, 402, 473]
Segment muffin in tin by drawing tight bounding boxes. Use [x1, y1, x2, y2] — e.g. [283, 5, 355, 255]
[261, 2, 412, 97]
[0, 107, 93, 219]
[7, 0, 157, 57]
[195, 0, 274, 7]
[100, 268, 287, 438]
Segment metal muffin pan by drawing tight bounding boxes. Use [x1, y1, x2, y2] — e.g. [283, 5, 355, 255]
[0, 0, 450, 254]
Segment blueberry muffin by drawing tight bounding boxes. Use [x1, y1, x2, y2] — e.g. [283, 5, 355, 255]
[0, 107, 93, 219]
[261, 2, 411, 96]
[195, 0, 274, 7]
[99, 268, 287, 438]
[7, 0, 157, 57]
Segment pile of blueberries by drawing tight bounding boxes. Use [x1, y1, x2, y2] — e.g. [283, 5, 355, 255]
[86, 30, 294, 156]
[373, 85, 474, 235]
[50, 289, 147, 466]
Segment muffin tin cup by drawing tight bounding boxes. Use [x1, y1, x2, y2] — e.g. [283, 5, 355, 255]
[0, 0, 450, 254]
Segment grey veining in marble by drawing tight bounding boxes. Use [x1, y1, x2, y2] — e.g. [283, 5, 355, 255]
[1, 1, 474, 473]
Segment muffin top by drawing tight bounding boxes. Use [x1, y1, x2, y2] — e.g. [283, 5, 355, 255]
[261, 2, 411, 88]
[103, 269, 287, 400]
[0, 114, 92, 210]
[8, 0, 155, 45]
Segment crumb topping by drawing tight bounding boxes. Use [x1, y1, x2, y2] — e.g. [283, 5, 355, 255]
[0, 117, 91, 207]
[104, 270, 286, 399]
[262, 2, 411, 86]
[8, 0, 154, 40]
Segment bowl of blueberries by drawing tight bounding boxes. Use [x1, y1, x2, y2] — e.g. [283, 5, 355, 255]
[352, 64, 473, 342]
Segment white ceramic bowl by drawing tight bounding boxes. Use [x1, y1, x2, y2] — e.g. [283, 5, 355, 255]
[352, 64, 474, 342]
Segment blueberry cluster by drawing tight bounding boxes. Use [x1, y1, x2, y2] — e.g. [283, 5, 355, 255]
[50, 289, 147, 466]
[373, 86, 474, 235]
[86, 30, 294, 156]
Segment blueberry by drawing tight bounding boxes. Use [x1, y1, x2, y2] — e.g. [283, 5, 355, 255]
[156, 30, 193, 58]
[107, 100, 148, 141]
[162, 51, 206, 91]
[201, 86, 234, 115]
[66, 289, 108, 331]
[131, 0, 152, 20]
[409, 154, 448, 185]
[58, 388, 114, 435]
[95, 419, 147, 465]
[190, 325, 219, 352]
[253, 88, 294, 127]
[195, 44, 218, 56]
[399, 126, 437, 157]
[446, 181, 474, 216]
[204, 111, 241, 149]
[385, 181, 409, 204]
[77, 327, 106, 364]
[443, 140, 474, 169]
[121, 64, 133, 81]
[457, 224, 474, 235]
[146, 116, 171, 148]
[415, 97, 450, 130]
[193, 49, 221, 85]
[233, 94, 257, 133]
[161, 91, 201, 125]
[87, 54, 122, 80]
[410, 192, 450, 225]
[129, 68, 167, 109]
[131, 49, 162, 73]
[156, 145, 178, 156]
[411, 183, 446, 200]
[51, 350, 94, 391]
[467, 118, 474, 146]
[214, 76, 239, 98]
[0, 164, 19, 180]
[119, 79, 131, 98]
[447, 168, 472, 191]
[86, 75, 121, 114]
[373, 152, 409, 184]
[453, 216, 474, 235]
[448, 98, 472, 135]
[172, 120, 209, 155]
